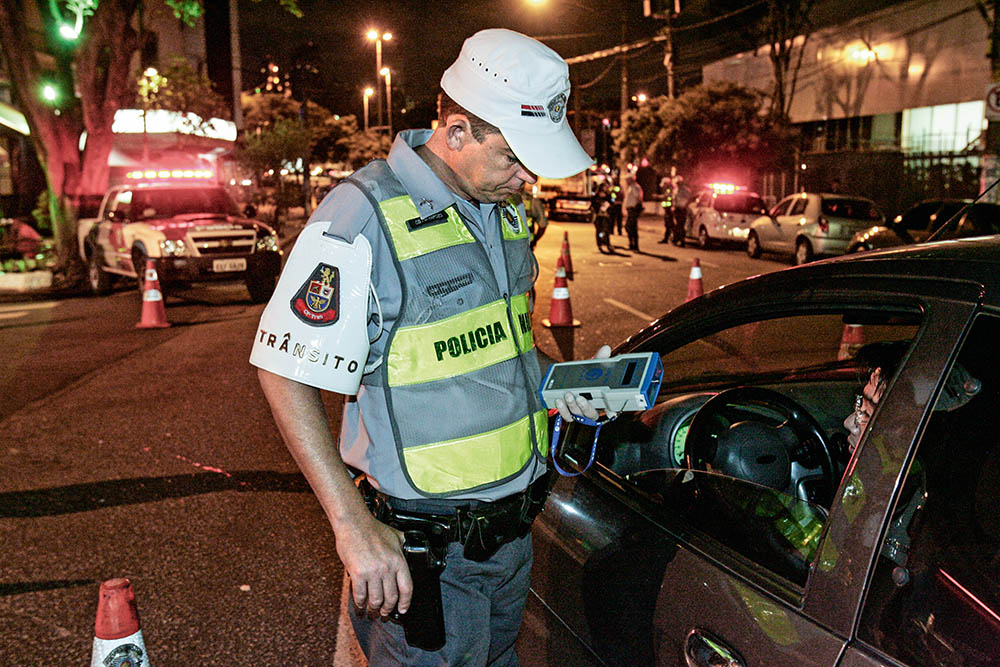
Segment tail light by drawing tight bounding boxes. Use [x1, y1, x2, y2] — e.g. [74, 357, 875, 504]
[818, 215, 829, 233]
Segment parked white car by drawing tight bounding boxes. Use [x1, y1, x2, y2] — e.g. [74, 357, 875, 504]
[685, 187, 768, 249]
[747, 192, 884, 264]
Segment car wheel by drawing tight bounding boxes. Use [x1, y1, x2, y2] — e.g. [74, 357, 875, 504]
[698, 226, 711, 249]
[795, 239, 813, 265]
[746, 231, 762, 259]
[246, 268, 278, 304]
[132, 247, 162, 298]
[87, 248, 113, 295]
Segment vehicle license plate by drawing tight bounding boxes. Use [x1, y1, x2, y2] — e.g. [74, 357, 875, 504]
[213, 258, 247, 272]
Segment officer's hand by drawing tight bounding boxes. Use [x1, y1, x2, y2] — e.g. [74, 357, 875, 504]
[555, 344, 612, 422]
[338, 513, 413, 617]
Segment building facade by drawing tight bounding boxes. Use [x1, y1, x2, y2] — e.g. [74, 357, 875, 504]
[703, 0, 989, 215]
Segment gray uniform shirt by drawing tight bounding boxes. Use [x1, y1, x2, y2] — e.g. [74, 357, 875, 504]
[302, 129, 543, 501]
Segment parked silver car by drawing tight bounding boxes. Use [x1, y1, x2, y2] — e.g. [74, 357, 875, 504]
[746, 192, 883, 264]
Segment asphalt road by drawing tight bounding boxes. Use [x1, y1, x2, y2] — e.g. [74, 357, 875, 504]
[0, 212, 788, 664]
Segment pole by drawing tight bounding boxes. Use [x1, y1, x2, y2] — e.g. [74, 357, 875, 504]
[664, 9, 675, 99]
[385, 70, 393, 138]
[375, 39, 383, 131]
[229, 0, 244, 135]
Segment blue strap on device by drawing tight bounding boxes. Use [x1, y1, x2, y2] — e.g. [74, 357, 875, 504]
[551, 412, 614, 477]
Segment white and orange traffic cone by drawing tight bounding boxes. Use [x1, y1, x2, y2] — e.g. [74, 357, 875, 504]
[136, 259, 170, 329]
[91, 578, 150, 667]
[685, 258, 704, 302]
[542, 256, 581, 328]
[559, 230, 574, 279]
[838, 324, 865, 360]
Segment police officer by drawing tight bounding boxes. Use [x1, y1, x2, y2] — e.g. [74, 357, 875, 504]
[253, 28, 598, 665]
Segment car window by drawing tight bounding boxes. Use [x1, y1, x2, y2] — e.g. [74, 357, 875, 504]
[789, 197, 808, 216]
[770, 198, 792, 217]
[858, 313, 1000, 665]
[899, 203, 943, 232]
[713, 193, 766, 214]
[953, 204, 1000, 238]
[554, 310, 921, 588]
[821, 197, 881, 221]
[130, 187, 240, 219]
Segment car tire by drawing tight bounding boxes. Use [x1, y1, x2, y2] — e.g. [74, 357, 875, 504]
[746, 231, 762, 259]
[795, 239, 814, 265]
[246, 268, 278, 304]
[698, 226, 711, 249]
[132, 247, 162, 298]
[87, 248, 113, 295]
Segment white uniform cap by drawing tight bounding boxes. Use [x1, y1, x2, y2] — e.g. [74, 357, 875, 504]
[440, 28, 594, 179]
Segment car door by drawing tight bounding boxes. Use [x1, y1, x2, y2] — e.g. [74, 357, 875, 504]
[769, 194, 810, 253]
[528, 276, 978, 666]
[756, 196, 794, 250]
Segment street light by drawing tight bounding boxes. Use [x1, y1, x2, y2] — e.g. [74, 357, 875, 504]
[363, 87, 374, 132]
[380, 67, 393, 138]
[366, 28, 392, 131]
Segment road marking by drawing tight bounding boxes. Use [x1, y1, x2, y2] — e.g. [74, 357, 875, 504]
[0, 300, 60, 321]
[604, 298, 654, 322]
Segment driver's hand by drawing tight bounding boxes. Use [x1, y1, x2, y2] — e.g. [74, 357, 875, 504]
[555, 345, 612, 422]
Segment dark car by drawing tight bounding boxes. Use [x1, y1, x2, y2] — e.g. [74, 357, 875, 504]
[523, 239, 1000, 666]
[847, 199, 972, 252]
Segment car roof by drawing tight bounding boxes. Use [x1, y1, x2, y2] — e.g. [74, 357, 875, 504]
[627, 237, 1000, 349]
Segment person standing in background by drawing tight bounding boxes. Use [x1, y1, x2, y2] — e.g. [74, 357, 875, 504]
[623, 174, 643, 252]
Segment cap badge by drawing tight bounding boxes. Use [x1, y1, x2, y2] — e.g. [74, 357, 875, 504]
[291, 263, 340, 326]
[547, 93, 567, 123]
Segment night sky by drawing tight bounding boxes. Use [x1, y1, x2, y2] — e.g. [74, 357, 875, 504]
[236, 0, 910, 130]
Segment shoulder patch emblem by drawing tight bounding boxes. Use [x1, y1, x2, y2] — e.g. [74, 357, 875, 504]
[547, 93, 567, 123]
[501, 205, 522, 235]
[291, 263, 340, 326]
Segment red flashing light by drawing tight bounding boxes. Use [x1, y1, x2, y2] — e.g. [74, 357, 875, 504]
[125, 169, 215, 181]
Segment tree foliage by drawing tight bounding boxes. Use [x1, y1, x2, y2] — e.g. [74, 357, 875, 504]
[614, 81, 796, 186]
[0, 0, 299, 279]
[761, 0, 816, 119]
[138, 57, 229, 127]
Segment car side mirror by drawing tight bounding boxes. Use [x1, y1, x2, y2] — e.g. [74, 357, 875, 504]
[243, 204, 258, 218]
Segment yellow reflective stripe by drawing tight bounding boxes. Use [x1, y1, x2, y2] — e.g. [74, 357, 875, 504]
[501, 200, 530, 241]
[510, 292, 534, 353]
[534, 408, 549, 457]
[404, 409, 549, 493]
[380, 196, 475, 261]
[388, 299, 517, 386]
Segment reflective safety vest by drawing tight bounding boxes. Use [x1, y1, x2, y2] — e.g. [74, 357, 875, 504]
[347, 161, 548, 497]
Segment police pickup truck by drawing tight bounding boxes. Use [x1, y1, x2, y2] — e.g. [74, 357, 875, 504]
[78, 174, 281, 303]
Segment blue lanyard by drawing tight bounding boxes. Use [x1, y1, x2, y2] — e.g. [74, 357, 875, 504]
[550, 413, 614, 477]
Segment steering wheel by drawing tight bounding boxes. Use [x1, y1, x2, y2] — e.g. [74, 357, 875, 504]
[684, 387, 836, 506]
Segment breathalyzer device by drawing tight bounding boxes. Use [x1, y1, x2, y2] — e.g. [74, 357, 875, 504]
[539, 352, 663, 413]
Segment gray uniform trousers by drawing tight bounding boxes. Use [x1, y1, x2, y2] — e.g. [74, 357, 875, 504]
[349, 534, 533, 666]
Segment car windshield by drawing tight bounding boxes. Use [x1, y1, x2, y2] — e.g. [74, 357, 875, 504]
[715, 193, 766, 214]
[821, 197, 881, 221]
[131, 187, 240, 219]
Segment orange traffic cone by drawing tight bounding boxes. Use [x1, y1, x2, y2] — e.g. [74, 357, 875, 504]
[838, 324, 865, 360]
[136, 259, 170, 329]
[559, 231, 574, 279]
[542, 256, 581, 328]
[91, 578, 150, 667]
[685, 258, 704, 302]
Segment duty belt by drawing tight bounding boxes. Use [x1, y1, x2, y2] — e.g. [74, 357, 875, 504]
[358, 470, 554, 562]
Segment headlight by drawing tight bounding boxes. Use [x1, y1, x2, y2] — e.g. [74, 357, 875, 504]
[256, 234, 278, 252]
[159, 239, 187, 256]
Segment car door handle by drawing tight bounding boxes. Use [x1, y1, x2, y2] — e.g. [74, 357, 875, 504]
[685, 628, 745, 667]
